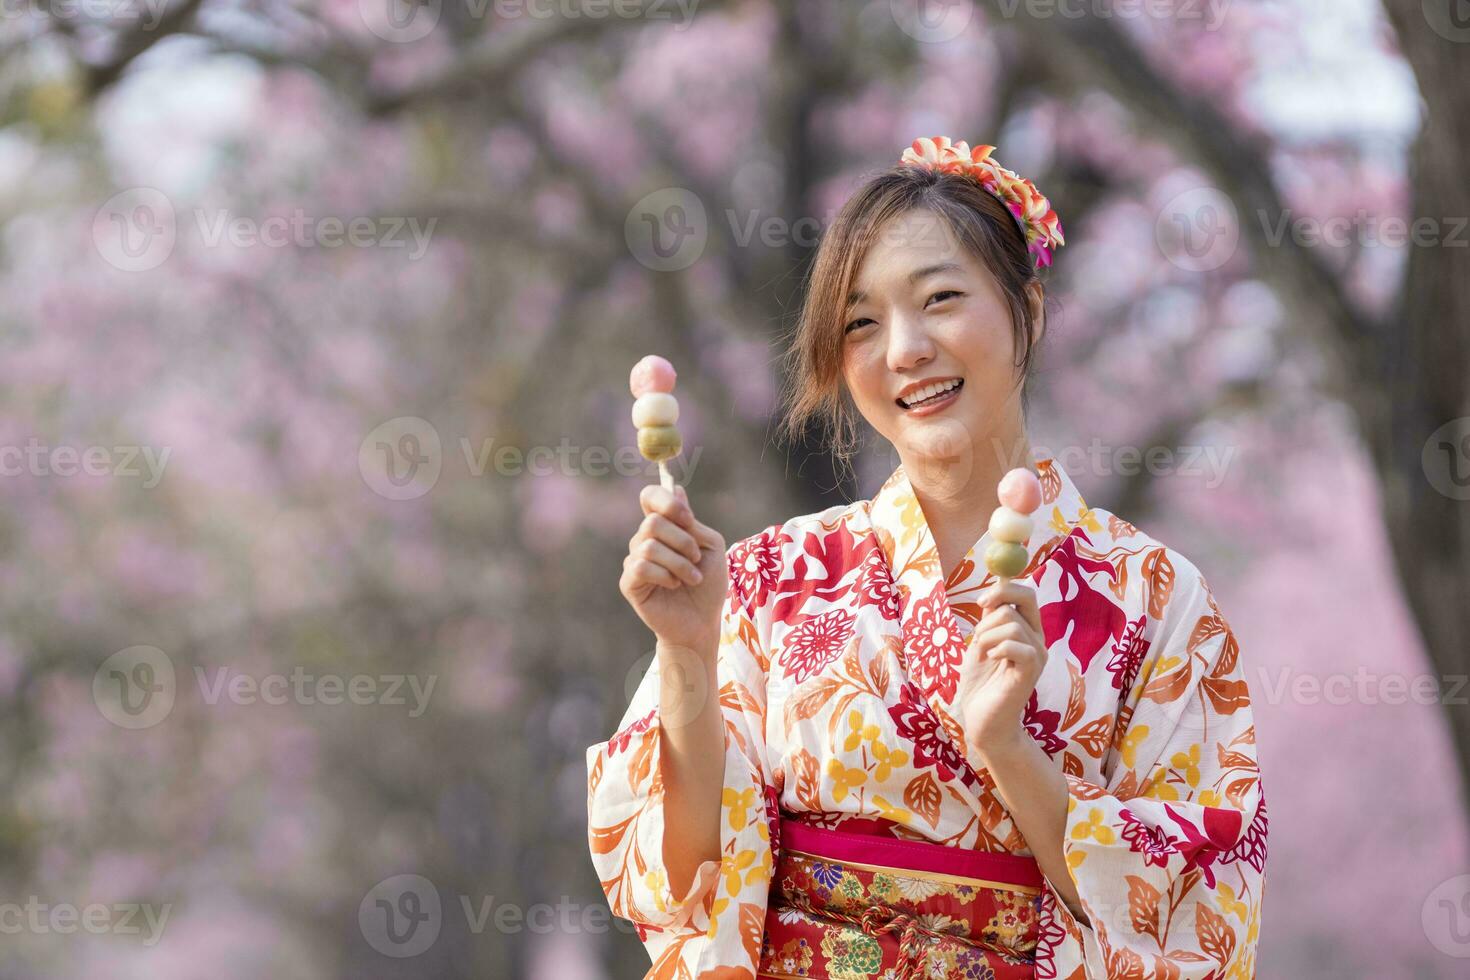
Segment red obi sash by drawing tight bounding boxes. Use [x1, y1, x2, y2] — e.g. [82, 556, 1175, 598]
[759, 817, 1044, 980]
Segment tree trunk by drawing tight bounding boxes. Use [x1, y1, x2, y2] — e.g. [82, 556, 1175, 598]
[1374, 0, 1470, 815]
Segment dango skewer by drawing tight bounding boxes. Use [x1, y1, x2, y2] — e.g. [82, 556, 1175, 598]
[629, 355, 681, 492]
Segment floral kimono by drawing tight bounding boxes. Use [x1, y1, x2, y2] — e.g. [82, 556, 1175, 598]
[587, 456, 1268, 979]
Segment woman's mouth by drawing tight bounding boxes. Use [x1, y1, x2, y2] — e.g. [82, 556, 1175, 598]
[897, 378, 964, 415]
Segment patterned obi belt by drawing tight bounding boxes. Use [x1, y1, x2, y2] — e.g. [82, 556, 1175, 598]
[759, 817, 1044, 980]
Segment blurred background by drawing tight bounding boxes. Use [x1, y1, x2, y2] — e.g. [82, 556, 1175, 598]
[1, 0, 1468, 976]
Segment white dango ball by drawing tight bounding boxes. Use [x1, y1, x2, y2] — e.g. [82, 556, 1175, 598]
[631, 392, 679, 428]
[988, 505, 1033, 544]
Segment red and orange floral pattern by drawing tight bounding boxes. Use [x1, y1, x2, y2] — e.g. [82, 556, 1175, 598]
[588, 456, 1268, 978]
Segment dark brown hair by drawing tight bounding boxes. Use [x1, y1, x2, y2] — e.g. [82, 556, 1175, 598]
[777, 164, 1048, 468]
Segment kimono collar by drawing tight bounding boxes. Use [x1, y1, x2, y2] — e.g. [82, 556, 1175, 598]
[866, 454, 1097, 604]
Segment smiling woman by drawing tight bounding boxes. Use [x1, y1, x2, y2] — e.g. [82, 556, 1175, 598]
[589, 137, 1267, 980]
[778, 148, 1050, 475]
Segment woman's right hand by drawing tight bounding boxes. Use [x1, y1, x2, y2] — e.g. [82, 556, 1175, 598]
[620, 484, 728, 653]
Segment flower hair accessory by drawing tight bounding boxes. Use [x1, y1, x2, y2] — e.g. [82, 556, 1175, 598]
[898, 136, 1066, 269]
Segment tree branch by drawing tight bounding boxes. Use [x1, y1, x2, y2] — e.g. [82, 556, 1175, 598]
[79, 0, 207, 96]
[978, 2, 1388, 403]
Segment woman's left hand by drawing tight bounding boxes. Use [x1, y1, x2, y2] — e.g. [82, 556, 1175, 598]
[957, 579, 1048, 755]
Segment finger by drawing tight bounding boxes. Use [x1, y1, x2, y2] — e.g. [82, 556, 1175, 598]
[979, 580, 1030, 610]
[975, 604, 1027, 635]
[638, 513, 703, 565]
[973, 619, 1032, 651]
[687, 519, 725, 553]
[636, 538, 704, 586]
[981, 639, 1042, 670]
[674, 486, 725, 552]
[639, 483, 694, 530]
[980, 581, 1043, 636]
[627, 557, 682, 591]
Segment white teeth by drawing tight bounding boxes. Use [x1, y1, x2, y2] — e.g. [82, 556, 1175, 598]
[901, 379, 961, 408]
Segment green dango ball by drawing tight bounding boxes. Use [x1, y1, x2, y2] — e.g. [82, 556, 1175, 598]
[984, 540, 1029, 579]
[637, 425, 682, 462]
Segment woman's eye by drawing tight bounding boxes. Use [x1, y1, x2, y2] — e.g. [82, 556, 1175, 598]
[843, 318, 873, 335]
[928, 290, 961, 305]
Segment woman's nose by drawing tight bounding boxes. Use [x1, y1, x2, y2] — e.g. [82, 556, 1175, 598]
[885, 314, 935, 372]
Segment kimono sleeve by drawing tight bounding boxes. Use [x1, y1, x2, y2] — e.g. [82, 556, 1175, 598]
[585, 533, 779, 976]
[1054, 556, 1269, 979]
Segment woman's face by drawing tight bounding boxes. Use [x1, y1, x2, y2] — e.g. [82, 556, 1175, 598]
[839, 208, 1039, 471]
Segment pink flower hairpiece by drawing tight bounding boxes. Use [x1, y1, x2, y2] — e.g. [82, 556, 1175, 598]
[898, 136, 1066, 269]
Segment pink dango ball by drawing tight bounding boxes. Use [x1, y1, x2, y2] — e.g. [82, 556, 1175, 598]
[629, 355, 677, 397]
[997, 467, 1042, 515]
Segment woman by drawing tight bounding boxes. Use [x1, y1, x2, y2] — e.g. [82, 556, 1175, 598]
[588, 137, 1268, 979]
